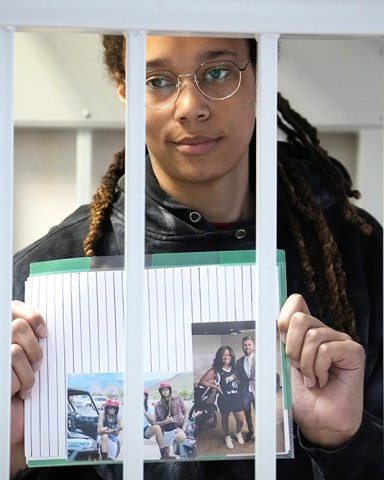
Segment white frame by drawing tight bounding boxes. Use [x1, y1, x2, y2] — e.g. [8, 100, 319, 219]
[1, 0, 384, 35]
[1, 1, 383, 479]
[0, 27, 13, 480]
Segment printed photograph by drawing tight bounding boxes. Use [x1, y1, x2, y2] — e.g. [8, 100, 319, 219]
[143, 371, 196, 461]
[191, 321, 286, 459]
[67, 372, 124, 462]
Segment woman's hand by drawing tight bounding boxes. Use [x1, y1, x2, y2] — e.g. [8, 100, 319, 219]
[11, 300, 47, 469]
[215, 384, 223, 395]
[11, 301, 47, 400]
[278, 294, 365, 448]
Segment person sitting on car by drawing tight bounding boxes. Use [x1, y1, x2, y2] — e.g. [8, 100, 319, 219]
[97, 398, 123, 460]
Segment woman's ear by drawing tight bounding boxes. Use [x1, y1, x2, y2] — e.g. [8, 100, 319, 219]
[115, 75, 126, 104]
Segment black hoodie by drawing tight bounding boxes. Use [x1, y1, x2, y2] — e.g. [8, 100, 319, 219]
[13, 143, 383, 480]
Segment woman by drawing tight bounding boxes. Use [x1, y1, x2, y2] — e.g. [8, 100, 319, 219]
[11, 35, 382, 479]
[154, 382, 188, 459]
[143, 388, 176, 460]
[199, 346, 245, 449]
[97, 398, 123, 461]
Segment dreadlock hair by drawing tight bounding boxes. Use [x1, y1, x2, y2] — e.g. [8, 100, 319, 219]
[83, 148, 125, 257]
[84, 34, 375, 341]
[274, 93, 373, 341]
[159, 392, 173, 419]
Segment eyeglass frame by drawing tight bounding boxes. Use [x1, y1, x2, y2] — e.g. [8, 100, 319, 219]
[144, 58, 252, 110]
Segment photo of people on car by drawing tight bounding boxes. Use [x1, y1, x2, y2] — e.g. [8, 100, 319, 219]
[67, 372, 124, 462]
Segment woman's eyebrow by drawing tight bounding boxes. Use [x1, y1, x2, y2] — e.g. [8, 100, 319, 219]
[146, 58, 169, 70]
[200, 49, 239, 62]
[146, 50, 239, 71]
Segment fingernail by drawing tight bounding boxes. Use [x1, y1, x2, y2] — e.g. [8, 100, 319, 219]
[21, 389, 32, 400]
[36, 324, 48, 338]
[280, 332, 287, 344]
[304, 376, 315, 388]
[33, 360, 42, 372]
[292, 360, 300, 369]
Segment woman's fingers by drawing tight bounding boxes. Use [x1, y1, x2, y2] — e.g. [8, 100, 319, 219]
[11, 346, 35, 399]
[278, 294, 310, 344]
[312, 338, 365, 389]
[12, 300, 47, 338]
[12, 317, 44, 371]
[11, 301, 46, 399]
[278, 294, 354, 388]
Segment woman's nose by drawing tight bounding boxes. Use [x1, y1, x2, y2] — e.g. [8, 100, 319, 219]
[174, 78, 210, 122]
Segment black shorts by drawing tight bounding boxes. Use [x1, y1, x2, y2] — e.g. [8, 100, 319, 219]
[217, 392, 244, 415]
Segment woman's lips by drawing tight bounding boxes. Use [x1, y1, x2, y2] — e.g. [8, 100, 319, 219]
[173, 137, 220, 156]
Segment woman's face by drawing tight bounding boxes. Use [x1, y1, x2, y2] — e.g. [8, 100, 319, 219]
[120, 36, 256, 195]
[160, 387, 170, 398]
[221, 348, 232, 366]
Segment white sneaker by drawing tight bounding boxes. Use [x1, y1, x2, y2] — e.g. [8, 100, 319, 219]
[225, 435, 234, 449]
[236, 432, 244, 445]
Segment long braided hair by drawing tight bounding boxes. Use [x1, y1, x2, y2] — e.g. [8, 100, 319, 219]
[84, 35, 375, 341]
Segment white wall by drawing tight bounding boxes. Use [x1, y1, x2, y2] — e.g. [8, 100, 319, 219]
[278, 38, 383, 223]
[278, 38, 383, 130]
[13, 33, 383, 252]
[14, 32, 124, 127]
[14, 128, 124, 252]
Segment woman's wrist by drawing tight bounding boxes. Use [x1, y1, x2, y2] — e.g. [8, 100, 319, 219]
[10, 443, 27, 480]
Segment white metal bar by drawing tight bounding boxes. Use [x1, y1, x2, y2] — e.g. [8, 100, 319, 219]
[75, 128, 93, 205]
[255, 33, 279, 480]
[123, 31, 146, 480]
[356, 128, 384, 223]
[0, 27, 13, 480]
[1, 0, 384, 35]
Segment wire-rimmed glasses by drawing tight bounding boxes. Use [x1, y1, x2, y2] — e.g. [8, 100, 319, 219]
[145, 58, 252, 110]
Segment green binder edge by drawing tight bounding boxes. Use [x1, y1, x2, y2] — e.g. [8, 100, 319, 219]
[30, 256, 92, 275]
[30, 250, 286, 273]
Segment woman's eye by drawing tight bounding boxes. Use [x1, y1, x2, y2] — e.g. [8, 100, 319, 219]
[146, 75, 173, 89]
[204, 67, 230, 82]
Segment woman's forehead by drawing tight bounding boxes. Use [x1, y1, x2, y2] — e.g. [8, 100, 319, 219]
[146, 36, 249, 68]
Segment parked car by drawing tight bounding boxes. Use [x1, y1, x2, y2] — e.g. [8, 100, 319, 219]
[73, 395, 91, 409]
[67, 388, 100, 461]
[92, 395, 109, 410]
[67, 429, 99, 462]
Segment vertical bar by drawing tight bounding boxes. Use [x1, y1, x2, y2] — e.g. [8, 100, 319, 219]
[0, 27, 13, 480]
[123, 30, 146, 480]
[379, 48, 384, 480]
[76, 128, 93, 205]
[356, 128, 384, 223]
[255, 33, 279, 480]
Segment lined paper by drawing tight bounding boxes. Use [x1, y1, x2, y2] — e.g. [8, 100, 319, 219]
[24, 263, 282, 462]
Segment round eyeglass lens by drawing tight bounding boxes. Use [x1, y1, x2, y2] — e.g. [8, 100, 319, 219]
[146, 71, 179, 109]
[196, 61, 241, 100]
